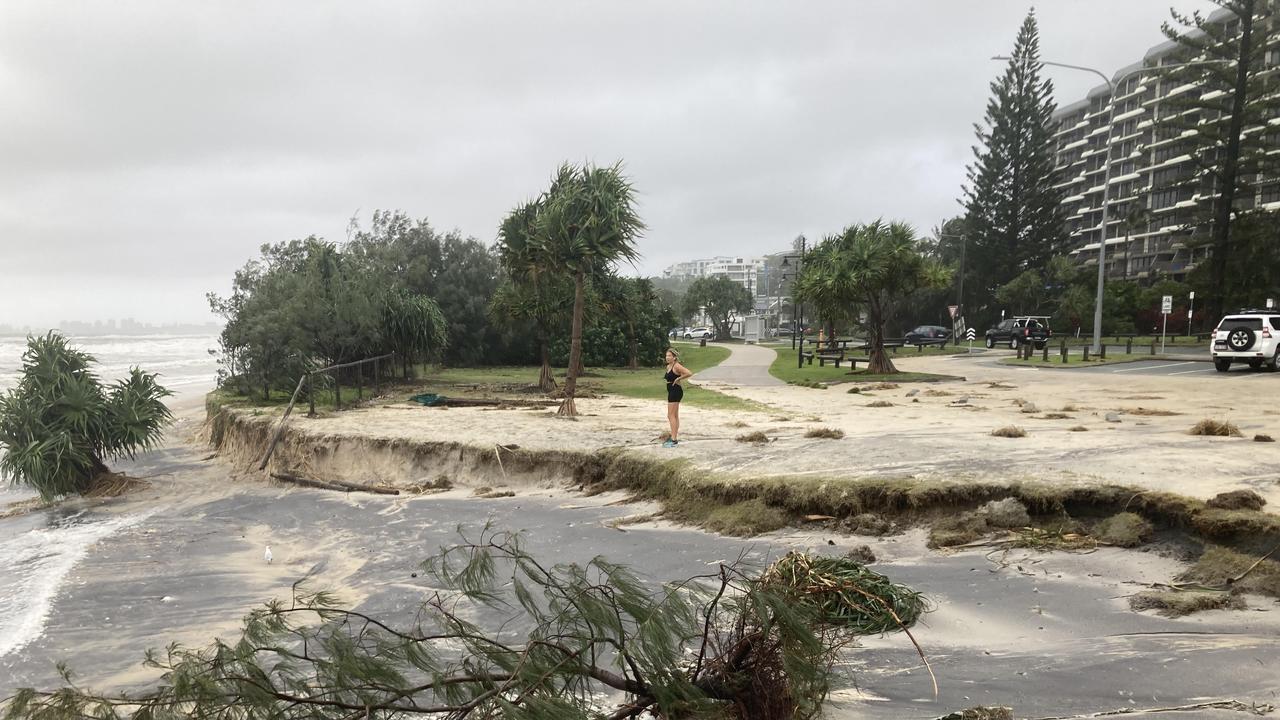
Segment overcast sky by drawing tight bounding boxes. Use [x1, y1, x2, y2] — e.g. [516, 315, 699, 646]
[0, 1, 1214, 326]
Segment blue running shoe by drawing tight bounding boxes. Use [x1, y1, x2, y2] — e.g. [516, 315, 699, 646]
[662, 439, 676, 448]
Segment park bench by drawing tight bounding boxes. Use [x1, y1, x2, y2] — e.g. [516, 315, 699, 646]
[799, 337, 858, 368]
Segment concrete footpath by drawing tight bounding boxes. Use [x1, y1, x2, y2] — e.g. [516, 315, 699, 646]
[691, 342, 784, 387]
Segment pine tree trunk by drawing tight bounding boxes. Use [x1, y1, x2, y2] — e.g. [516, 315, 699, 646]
[538, 338, 557, 393]
[558, 270, 586, 417]
[1208, 0, 1254, 321]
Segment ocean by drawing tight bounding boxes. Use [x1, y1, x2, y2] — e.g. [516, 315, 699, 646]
[0, 333, 219, 661]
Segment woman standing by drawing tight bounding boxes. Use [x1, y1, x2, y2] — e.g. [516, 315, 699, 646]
[663, 348, 693, 448]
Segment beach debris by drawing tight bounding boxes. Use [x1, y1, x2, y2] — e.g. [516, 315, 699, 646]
[866, 400, 893, 408]
[736, 431, 770, 444]
[802, 514, 837, 522]
[1019, 402, 1040, 414]
[160, 596, 175, 603]
[1207, 489, 1266, 511]
[1129, 589, 1245, 617]
[1122, 406, 1181, 416]
[905, 389, 920, 397]
[932, 707, 1013, 720]
[841, 513, 896, 536]
[804, 427, 845, 440]
[264, 545, 273, 564]
[952, 396, 969, 404]
[760, 552, 926, 632]
[1068, 425, 1088, 432]
[1189, 418, 1242, 436]
[1254, 433, 1274, 442]
[845, 545, 877, 564]
[1037, 412, 1071, 420]
[270, 471, 400, 495]
[1104, 412, 1121, 423]
[990, 426, 1026, 438]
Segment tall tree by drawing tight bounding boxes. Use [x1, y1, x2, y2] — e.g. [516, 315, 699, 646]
[495, 199, 565, 392]
[533, 162, 644, 417]
[962, 11, 1067, 328]
[1157, 0, 1279, 317]
[682, 275, 752, 340]
[796, 221, 951, 374]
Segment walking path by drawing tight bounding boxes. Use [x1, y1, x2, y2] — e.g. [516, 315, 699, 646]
[692, 342, 784, 387]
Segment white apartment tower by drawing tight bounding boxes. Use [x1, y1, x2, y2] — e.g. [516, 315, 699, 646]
[1052, 6, 1280, 282]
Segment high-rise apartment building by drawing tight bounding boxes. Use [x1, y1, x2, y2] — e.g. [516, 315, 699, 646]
[1052, 6, 1279, 282]
[661, 255, 766, 292]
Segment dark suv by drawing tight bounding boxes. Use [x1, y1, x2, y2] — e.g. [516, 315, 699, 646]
[985, 316, 1051, 349]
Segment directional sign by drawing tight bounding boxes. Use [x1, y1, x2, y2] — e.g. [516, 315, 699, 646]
[1161, 295, 1172, 314]
[965, 328, 976, 340]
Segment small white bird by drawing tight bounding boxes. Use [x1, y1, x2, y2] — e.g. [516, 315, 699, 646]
[264, 545, 273, 564]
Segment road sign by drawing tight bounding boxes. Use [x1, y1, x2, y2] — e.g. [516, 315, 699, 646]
[948, 305, 959, 319]
[965, 328, 976, 340]
[1161, 295, 1172, 314]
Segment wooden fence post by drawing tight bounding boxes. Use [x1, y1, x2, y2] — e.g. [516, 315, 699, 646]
[356, 363, 363, 400]
[335, 373, 341, 410]
[373, 358, 380, 397]
[1083, 346, 1090, 362]
[1100, 343, 1107, 360]
[308, 374, 315, 416]
[1061, 344, 1068, 363]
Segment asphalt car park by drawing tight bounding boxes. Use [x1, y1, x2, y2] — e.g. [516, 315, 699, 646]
[1071, 359, 1277, 377]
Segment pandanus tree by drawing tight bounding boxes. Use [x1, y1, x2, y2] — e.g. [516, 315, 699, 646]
[532, 162, 644, 416]
[0, 332, 173, 500]
[796, 221, 951, 374]
[494, 199, 568, 393]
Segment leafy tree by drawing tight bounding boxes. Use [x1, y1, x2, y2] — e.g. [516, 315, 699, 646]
[1158, 0, 1279, 319]
[531, 162, 644, 417]
[682, 275, 752, 340]
[3, 531, 926, 719]
[0, 333, 172, 500]
[1189, 209, 1280, 312]
[961, 11, 1067, 325]
[796, 221, 951, 374]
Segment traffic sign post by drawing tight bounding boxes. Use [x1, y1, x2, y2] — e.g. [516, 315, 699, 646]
[965, 327, 976, 353]
[1160, 295, 1172, 353]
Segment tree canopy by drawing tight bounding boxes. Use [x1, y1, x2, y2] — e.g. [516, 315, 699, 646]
[682, 275, 752, 340]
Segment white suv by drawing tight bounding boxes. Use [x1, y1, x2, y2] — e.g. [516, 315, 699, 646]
[1210, 311, 1280, 372]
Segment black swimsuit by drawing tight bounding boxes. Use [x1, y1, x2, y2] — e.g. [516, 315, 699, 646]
[665, 367, 684, 404]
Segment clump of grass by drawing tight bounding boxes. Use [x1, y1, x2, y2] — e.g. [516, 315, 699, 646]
[1061, 403, 1079, 412]
[991, 426, 1026, 438]
[1206, 489, 1266, 511]
[869, 382, 900, 391]
[1038, 412, 1072, 420]
[790, 379, 828, 390]
[1068, 425, 1088, 432]
[760, 552, 927, 632]
[1189, 419, 1243, 437]
[1093, 512, 1153, 548]
[1255, 433, 1275, 442]
[407, 475, 453, 494]
[726, 420, 750, 428]
[928, 513, 990, 548]
[846, 387, 862, 394]
[987, 382, 1016, 390]
[736, 431, 770, 445]
[702, 498, 790, 536]
[1129, 590, 1245, 617]
[1010, 527, 1097, 551]
[1179, 545, 1280, 598]
[866, 400, 893, 408]
[1123, 407, 1181, 417]
[804, 427, 845, 440]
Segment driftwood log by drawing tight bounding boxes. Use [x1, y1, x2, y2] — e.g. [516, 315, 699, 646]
[270, 472, 400, 496]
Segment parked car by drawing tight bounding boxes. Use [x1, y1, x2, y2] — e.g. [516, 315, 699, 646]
[1209, 310, 1280, 372]
[985, 316, 1051, 349]
[683, 327, 715, 340]
[669, 327, 689, 339]
[904, 325, 951, 345]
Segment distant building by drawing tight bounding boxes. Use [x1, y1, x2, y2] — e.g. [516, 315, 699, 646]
[661, 255, 767, 293]
[1052, 5, 1280, 282]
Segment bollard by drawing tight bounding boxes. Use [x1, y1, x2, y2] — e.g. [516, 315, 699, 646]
[1126, 338, 1133, 354]
[308, 374, 315, 416]
[1042, 344, 1049, 362]
[335, 376, 341, 410]
[1100, 343, 1107, 360]
[356, 364, 363, 400]
[373, 358, 380, 397]
[1061, 344, 1068, 363]
[1083, 346, 1090, 362]
[1150, 341, 1156, 356]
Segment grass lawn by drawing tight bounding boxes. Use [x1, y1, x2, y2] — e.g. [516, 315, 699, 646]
[767, 348, 964, 387]
[418, 342, 769, 413]
[209, 343, 767, 414]
[1000, 352, 1151, 368]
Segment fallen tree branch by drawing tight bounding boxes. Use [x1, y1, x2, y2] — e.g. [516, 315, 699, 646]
[270, 472, 399, 496]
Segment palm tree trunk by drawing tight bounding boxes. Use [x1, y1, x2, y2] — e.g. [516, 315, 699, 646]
[627, 321, 638, 369]
[558, 270, 587, 417]
[866, 300, 897, 375]
[538, 337, 557, 393]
